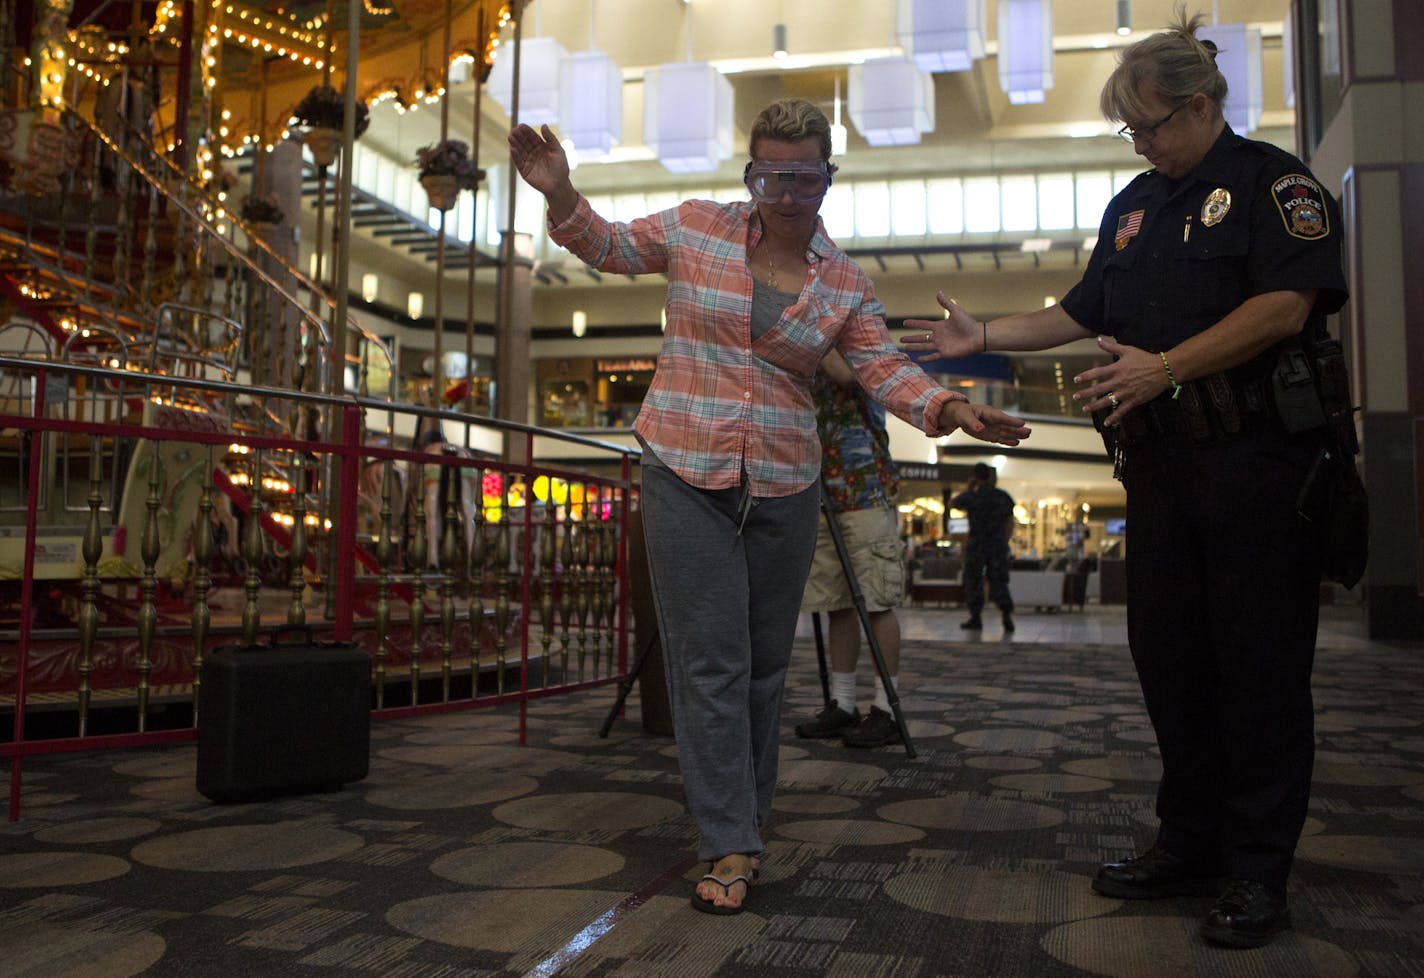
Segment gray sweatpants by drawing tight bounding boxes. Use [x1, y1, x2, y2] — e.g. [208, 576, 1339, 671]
[639, 463, 820, 861]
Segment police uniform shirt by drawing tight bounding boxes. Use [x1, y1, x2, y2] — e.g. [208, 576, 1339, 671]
[1060, 127, 1348, 378]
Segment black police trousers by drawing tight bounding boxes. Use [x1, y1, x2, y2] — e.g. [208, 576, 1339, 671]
[1121, 420, 1323, 892]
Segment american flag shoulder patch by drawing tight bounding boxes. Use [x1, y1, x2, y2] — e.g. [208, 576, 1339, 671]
[1115, 210, 1145, 251]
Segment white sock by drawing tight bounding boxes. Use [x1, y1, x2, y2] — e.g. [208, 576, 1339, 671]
[830, 672, 857, 711]
[873, 675, 898, 714]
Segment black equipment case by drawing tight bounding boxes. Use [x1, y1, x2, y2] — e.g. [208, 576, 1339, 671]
[197, 626, 371, 803]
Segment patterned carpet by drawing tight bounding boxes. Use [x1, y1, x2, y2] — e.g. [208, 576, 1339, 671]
[2, 630, 1423, 978]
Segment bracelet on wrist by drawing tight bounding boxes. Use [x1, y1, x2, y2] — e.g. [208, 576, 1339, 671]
[1158, 351, 1183, 399]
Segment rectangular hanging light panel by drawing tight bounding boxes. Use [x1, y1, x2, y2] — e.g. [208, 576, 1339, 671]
[559, 50, 623, 158]
[1203, 22, 1264, 133]
[896, 0, 986, 73]
[848, 56, 936, 147]
[997, 0, 1054, 105]
[488, 36, 567, 126]
[643, 62, 734, 173]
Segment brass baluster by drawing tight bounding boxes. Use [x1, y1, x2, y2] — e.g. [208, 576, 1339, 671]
[439, 465, 458, 702]
[494, 474, 511, 695]
[173, 206, 190, 307]
[558, 491, 574, 683]
[573, 491, 590, 683]
[599, 503, 617, 677]
[469, 466, 487, 690]
[191, 445, 215, 726]
[54, 163, 71, 278]
[589, 501, 606, 678]
[539, 492, 556, 688]
[140, 183, 159, 316]
[112, 151, 132, 296]
[408, 456, 427, 705]
[76, 432, 103, 736]
[287, 454, 307, 626]
[84, 141, 102, 309]
[241, 450, 264, 645]
[373, 459, 394, 708]
[220, 223, 236, 323]
[136, 444, 162, 732]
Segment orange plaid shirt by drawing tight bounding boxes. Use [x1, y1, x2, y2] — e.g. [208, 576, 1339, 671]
[549, 195, 962, 497]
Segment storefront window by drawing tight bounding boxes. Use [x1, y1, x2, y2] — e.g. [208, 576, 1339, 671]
[596, 358, 655, 428]
[534, 356, 656, 429]
[541, 379, 590, 427]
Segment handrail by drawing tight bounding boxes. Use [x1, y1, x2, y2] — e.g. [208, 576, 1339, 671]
[0, 353, 643, 460]
[89, 110, 400, 393]
[149, 301, 243, 375]
[0, 320, 55, 359]
[64, 111, 349, 390]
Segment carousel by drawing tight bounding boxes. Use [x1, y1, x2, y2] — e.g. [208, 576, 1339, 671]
[0, 0, 636, 818]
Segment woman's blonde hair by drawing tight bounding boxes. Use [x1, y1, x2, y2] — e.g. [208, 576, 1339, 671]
[748, 97, 835, 166]
[1100, 4, 1228, 123]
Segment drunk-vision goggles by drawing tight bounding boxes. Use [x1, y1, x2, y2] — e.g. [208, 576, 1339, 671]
[742, 160, 833, 204]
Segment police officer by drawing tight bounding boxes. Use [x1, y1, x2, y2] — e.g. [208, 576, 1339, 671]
[951, 462, 1016, 633]
[903, 10, 1347, 950]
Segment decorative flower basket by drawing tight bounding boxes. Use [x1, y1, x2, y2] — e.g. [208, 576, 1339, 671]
[239, 193, 285, 235]
[292, 85, 368, 167]
[303, 126, 342, 167]
[420, 172, 461, 211]
[415, 139, 480, 211]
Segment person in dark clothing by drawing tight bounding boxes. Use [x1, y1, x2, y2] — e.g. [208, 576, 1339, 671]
[950, 462, 1016, 633]
[901, 9, 1348, 951]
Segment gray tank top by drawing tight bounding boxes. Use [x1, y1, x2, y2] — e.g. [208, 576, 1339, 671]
[750, 278, 799, 340]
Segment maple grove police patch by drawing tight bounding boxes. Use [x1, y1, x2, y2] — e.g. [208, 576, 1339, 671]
[1272, 174, 1330, 240]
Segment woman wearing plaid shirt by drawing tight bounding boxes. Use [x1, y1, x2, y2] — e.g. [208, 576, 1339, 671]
[510, 98, 1030, 915]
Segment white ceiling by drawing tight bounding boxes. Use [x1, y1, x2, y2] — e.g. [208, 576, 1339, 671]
[324, 0, 1298, 512]
[355, 0, 1293, 184]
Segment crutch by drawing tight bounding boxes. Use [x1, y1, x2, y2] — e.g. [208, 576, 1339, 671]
[810, 611, 831, 705]
[818, 481, 917, 758]
[599, 622, 659, 738]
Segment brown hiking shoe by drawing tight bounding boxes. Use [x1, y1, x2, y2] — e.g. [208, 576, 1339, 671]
[842, 706, 902, 748]
[794, 701, 860, 739]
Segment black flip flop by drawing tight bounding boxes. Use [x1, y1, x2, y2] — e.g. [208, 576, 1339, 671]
[691, 872, 751, 915]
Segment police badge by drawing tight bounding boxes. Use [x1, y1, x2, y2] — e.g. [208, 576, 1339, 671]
[1272, 174, 1331, 240]
[1201, 188, 1230, 226]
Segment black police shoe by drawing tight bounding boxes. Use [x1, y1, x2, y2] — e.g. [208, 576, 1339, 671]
[1200, 879, 1291, 948]
[1002, 612, 1015, 632]
[960, 616, 983, 630]
[1091, 846, 1222, 899]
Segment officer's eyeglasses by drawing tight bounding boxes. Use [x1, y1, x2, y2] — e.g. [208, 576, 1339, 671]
[743, 161, 832, 204]
[1117, 102, 1189, 142]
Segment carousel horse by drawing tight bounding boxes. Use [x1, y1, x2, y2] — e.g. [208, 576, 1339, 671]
[357, 440, 408, 542]
[414, 427, 481, 569]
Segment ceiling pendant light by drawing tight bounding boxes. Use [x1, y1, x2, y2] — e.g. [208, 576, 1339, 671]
[848, 55, 935, 147]
[1203, 22, 1264, 133]
[896, 0, 986, 73]
[997, 0, 1054, 105]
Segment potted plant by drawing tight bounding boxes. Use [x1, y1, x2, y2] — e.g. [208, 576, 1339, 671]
[415, 139, 481, 211]
[293, 84, 369, 167]
[239, 192, 284, 233]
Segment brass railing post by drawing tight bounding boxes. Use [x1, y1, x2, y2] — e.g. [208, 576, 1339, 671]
[191, 445, 216, 725]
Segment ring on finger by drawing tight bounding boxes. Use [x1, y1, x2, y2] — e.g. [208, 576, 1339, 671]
[1107, 392, 1120, 407]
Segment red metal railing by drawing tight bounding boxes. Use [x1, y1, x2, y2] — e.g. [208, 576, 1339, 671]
[0, 355, 639, 819]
